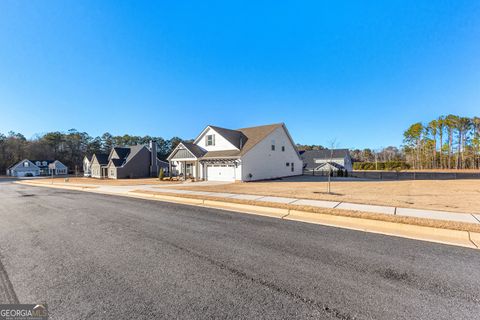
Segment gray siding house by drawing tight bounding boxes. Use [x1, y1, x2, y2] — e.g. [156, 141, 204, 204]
[88, 141, 168, 179]
[6, 159, 40, 177]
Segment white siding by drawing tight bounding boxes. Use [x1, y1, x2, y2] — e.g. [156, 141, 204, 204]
[240, 126, 302, 181]
[314, 157, 352, 172]
[83, 158, 91, 176]
[195, 127, 238, 152]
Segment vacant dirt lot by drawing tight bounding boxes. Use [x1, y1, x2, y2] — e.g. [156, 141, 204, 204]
[174, 176, 480, 214]
[27, 177, 180, 186]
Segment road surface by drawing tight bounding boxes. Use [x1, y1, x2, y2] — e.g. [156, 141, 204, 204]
[0, 182, 479, 319]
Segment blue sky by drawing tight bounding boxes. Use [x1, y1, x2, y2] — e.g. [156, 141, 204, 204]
[0, 1, 479, 149]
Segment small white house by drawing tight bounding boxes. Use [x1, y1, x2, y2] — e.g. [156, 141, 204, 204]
[300, 149, 353, 173]
[83, 155, 92, 177]
[47, 160, 68, 175]
[167, 123, 303, 182]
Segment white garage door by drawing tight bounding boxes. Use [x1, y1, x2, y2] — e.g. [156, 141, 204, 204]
[206, 165, 235, 181]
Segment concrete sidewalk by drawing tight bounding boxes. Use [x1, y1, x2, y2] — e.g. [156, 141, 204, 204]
[20, 181, 480, 225]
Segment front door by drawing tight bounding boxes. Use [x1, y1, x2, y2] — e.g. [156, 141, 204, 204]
[185, 163, 193, 177]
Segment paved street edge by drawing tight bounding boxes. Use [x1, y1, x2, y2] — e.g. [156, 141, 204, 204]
[15, 181, 480, 250]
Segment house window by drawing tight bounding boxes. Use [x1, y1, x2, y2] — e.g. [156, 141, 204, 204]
[24, 162, 29, 167]
[282, 146, 285, 152]
[291, 162, 294, 172]
[286, 162, 290, 167]
[36, 161, 41, 166]
[271, 140, 275, 151]
[42, 161, 47, 166]
[206, 135, 215, 146]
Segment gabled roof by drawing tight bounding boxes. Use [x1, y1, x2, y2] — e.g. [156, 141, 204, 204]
[92, 153, 109, 166]
[30, 160, 54, 168]
[236, 123, 284, 156]
[84, 154, 93, 162]
[182, 142, 207, 158]
[169, 123, 298, 161]
[194, 123, 286, 159]
[112, 147, 130, 159]
[49, 160, 68, 169]
[300, 149, 350, 169]
[315, 162, 345, 170]
[109, 158, 125, 167]
[108, 145, 148, 168]
[8, 159, 39, 171]
[207, 125, 246, 150]
[299, 149, 350, 159]
[124, 145, 145, 163]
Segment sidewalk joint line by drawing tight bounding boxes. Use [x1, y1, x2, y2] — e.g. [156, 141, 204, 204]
[471, 214, 480, 224]
[333, 202, 342, 209]
[394, 207, 397, 215]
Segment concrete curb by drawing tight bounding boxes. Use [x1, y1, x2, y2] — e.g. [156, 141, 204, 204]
[15, 182, 98, 191]
[287, 210, 478, 249]
[128, 191, 479, 249]
[16, 181, 480, 249]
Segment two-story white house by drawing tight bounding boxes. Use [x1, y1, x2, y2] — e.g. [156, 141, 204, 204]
[167, 123, 303, 182]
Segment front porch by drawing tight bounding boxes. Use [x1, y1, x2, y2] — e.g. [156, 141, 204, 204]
[170, 160, 202, 180]
[170, 159, 240, 182]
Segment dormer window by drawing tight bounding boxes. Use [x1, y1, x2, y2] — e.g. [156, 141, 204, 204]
[36, 161, 41, 166]
[42, 161, 47, 166]
[206, 134, 215, 146]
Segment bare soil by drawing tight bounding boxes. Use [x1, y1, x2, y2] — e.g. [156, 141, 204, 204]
[173, 177, 480, 214]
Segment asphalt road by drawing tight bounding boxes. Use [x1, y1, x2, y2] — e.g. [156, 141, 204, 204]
[0, 182, 479, 319]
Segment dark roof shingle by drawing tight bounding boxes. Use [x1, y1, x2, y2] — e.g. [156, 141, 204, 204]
[182, 142, 207, 158]
[93, 153, 109, 165]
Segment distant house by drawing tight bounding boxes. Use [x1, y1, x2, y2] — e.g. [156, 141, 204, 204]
[90, 154, 109, 178]
[6, 159, 68, 177]
[300, 149, 352, 173]
[32, 160, 68, 175]
[83, 155, 92, 177]
[87, 141, 168, 179]
[167, 123, 303, 181]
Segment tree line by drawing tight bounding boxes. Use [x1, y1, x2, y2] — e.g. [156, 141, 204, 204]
[403, 115, 480, 170]
[0, 129, 184, 174]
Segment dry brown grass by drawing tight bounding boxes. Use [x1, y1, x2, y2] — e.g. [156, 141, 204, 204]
[131, 189, 480, 233]
[26, 177, 181, 186]
[172, 178, 480, 214]
[401, 169, 480, 173]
